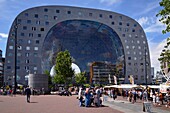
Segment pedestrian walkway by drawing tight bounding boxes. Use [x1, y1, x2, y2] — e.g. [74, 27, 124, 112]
[103, 96, 170, 113]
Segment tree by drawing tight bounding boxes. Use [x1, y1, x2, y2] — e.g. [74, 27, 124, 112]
[75, 72, 86, 85]
[157, 0, 170, 34]
[54, 50, 74, 85]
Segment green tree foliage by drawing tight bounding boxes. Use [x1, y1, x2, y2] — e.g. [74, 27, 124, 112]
[75, 72, 86, 85]
[54, 50, 74, 84]
[157, 0, 170, 34]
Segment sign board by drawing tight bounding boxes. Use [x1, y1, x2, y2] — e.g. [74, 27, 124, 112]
[143, 102, 152, 112]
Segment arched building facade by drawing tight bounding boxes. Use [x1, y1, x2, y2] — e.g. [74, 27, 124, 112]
[4, 6, 151, 85]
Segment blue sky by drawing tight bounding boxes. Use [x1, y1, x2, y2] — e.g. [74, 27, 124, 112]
[0, 0, 169, 74]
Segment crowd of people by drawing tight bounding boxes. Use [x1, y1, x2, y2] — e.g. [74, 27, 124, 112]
[78, 87, 103, 107]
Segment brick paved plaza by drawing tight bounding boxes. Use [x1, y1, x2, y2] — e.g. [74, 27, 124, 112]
[0, 95, 123, 113]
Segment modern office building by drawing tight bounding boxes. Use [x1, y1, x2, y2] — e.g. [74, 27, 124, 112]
[0, 50, 5, 87]
[4, 6, 151, 85]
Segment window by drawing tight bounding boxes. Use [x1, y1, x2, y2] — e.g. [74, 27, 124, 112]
[119, 22, 122, 25]
[35, 14, 38, 18]
[27, 20, 31, 24]
[8, 53, 12, 56]
[34, 53, 38, 57]
[126, 46, 129, 49]
[21, 33, 24, 36]
[28, 40, 31, 44]
[40, 28, 44, 31]
[128, 57, 131, 60]
[32, 27, 36, 31]
[129, 34, 132, 37]
[9, 46, 13, 50]
[38, 34, 41, 37]
[17, 53, 21, 56]
[34, 47, 38, 51]
[26, 60, 29, 63]
[53, 16, 57, 20]
[67, 11, 71, 14]
[89, 13, 92, 16]
[99, 14, 102, 18]
[45, 21, 49, 25]
[34, 66, 37, 70]
[44, 15, 48, 20]
[78, 12, 82, 16]
[127, 23, 130, 26]
[134, 24, 137, 27]
[128, 63, 131, 66]
[29, 33, 33, 37]
[26, 46, 30, 50]
[132, 29, 135, 32]
[25, 53, 29, 57]
[36, 21, 40, 25]
[137, 40, 140, 44]
[122, 34, 125, 37]
[7, 66, 11, 69]
[36, 40, 40, 44]
[134, 57, 137, 60]
[23, 26, 27, 30]
[109, 15, 112, 18]
[25, 13, 28, 16]
[56, 10, 60, 13]
[25, 66, 29, 70]
[111, 22, 114, 25]
[44, 8, 48, 12]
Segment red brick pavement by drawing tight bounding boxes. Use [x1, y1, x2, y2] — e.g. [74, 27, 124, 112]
[0, 95, 123, 113]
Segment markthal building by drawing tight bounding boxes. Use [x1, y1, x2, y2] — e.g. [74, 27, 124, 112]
[4, 6, 151, 85]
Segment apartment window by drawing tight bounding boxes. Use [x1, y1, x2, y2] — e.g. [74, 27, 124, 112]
[7, 66, 11, 69]
[128, 63, 131, 66]
[126, 46, 129, 49]
[44, 15, 48, 20]
[111, 22, 114, 25]
[17, 53, 21, 56]
[29, 33, 33, 37]
[25, 53, 30, 57]
[18, 19, 22, 23]
[27, 20, 31, 24]
[134, 57, 137, 60]
[21, 33, 24, 36]
[28, 40, 31, 44]
[26, 46, 30, 50]
[32, 27, 36, 31]
[44, 8, 48, 12]
[99, 14, 102, 18]
[122, 34, 125, 37]
[38, 34, 41, 37]
[34, 53, 38, 57]
[127, 23, 130, 26]
[40, 28, 44, 31]
[35, 14, 38, 18]
[109, 15, 112, 18]
[34, 66, 37, 70]
[56, 10, 60, 13]
[36, 40, 40, 44]
[89, 13, 92, 16]
[36, 21, 40, 25]
[25, 13, 28, 16]
[128, 57, 131, 60]
[34, 47, 38, 51]
[67, 11, 71, 14]
[54, 16, 57, 20]
[23, 26, 27, 30]
[9, 46, 13, 50]
[17, 66, 20, 70]
[119, 22, 122, 25]
[134, 24, 137, 27]
[45, 21, 49, 25]
[25, 66, 29, 70]
[132, 29, 135, 32]
[26, 60, 29, 63]
[138, 46, 141, 49]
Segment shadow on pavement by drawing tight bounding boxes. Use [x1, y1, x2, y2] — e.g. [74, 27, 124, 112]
[30, 102, 38, 103]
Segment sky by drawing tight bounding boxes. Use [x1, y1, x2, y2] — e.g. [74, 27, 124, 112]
[0, 0, 169, 75]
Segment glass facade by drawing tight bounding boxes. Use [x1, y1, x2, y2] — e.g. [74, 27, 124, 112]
[41, 20, 125, 79]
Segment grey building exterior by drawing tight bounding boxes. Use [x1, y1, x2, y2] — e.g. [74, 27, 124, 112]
[0, 50, 5, 87]
[4, 6, 151, 85]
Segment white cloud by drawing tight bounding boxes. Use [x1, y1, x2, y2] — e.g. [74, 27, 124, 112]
[100, 0, 122, 6]
[136, 17, 166, 33]
[0, 33, 8, 38]
[148, 39, 167, 74]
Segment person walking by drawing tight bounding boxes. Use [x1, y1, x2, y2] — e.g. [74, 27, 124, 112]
[25, 86, 31, 103]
